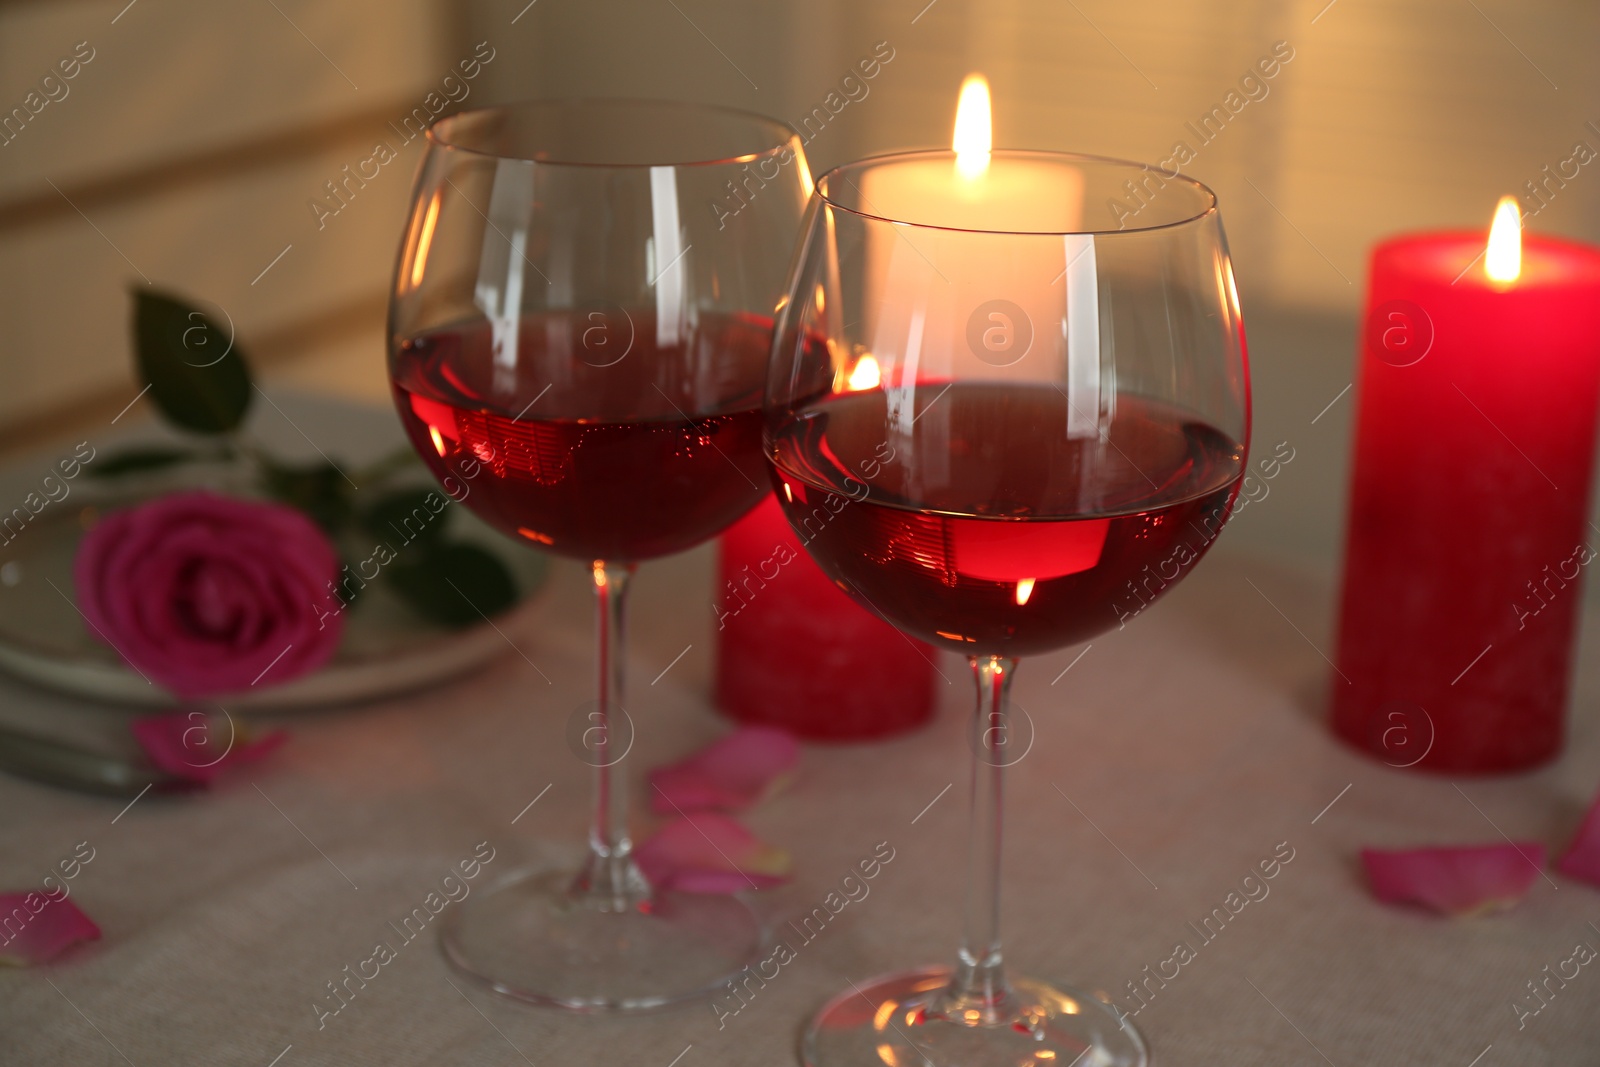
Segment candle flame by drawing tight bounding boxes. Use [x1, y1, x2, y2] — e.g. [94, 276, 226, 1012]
[1015, 577, 1035, 606]
[846, 354, 881, 391]
[953, 74, 992, 180]
[1485, 195, 1522, 285]
[428, 425, 446, 456]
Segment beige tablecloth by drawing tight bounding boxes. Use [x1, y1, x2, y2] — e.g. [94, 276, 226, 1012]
[2, 402, 1598, 1067]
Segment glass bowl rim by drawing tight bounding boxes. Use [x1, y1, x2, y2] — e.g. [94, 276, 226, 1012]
[813, 149, 1220, 236]
[425, 97, 803, 169]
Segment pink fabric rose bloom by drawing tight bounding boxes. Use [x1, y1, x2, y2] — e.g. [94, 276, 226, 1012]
[75, 491, 343, 699]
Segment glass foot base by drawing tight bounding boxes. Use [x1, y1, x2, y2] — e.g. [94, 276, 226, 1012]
[439, 867, 765, 1012]
[802, 965, 1148, 1067]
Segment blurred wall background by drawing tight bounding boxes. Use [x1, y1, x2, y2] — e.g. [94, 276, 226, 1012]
[2, 0, 1597, 574]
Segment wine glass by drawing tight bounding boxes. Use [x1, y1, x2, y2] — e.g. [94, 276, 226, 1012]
[387, 100, 811, 1011]
[767, 151, 1249, 1066]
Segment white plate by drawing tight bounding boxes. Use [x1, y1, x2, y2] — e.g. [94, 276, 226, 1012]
[0, 387, 553, 710]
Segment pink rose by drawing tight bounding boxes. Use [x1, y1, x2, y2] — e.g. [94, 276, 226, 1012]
[75, 491, 343, 699]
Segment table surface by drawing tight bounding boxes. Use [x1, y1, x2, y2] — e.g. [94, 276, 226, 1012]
[2, 397, 1599, 1067]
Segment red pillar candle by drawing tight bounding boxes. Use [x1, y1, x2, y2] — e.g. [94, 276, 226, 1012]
[715, 496, 938, 740]
[1333, 201, 1600, 773]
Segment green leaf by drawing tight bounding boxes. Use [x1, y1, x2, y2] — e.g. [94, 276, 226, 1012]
[350, 444, 424, 484]
[261, 459, 352, 534]
[132, 289, 252, 434]
[333, 559, 363, 609]
[387, 542, 518, 629]
[86, 446, 203, 478]
[359, 487, 451, 550]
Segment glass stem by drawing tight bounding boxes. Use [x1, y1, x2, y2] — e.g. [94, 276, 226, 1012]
[942, 653, 1020, 1022]
[572, 560, 649, 911]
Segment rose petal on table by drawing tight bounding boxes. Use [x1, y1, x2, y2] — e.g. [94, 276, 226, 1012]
[0, 892, 101, 966]
[1556, 786, 1600, 888]
[1361, 843, 1546, 916]
[132, 711, 289, 787]
[649, 726, 799, 814]
[635, 812, 791, 894]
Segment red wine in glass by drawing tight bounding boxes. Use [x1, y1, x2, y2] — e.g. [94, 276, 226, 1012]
[775, 149, 1248, 1067]
[391, 100, 813, 1014]
[769, 382, 1245, 656]
[393, 310, 772, 562]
